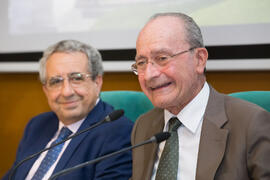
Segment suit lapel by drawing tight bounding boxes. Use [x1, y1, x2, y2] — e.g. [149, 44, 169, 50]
[143, 108, 165, 179]
[196, 87, 229, 180]
[18, 113, 59, 179]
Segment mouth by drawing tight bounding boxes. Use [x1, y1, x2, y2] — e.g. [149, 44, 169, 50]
[60, 100, 79, 108]
[150, 82, 172, 91]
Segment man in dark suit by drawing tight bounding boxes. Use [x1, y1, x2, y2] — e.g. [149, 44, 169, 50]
[3, 40, 133, 180]
[130, 12, 270, 180]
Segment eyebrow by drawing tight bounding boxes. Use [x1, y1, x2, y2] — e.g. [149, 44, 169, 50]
[151, 48, 173, 55]
[69, 72, 82, 75]
[135, 55, 146, 61]
[48, 72, 82, 78]
[135, 48, 173, 60]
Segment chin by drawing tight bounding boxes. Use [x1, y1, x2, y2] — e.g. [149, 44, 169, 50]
[155, 92, 178, 105]
[152, 98, 169, 109]
[61, 110, 82, 119]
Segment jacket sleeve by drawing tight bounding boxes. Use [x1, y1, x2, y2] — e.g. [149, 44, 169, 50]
[94, 117, 133, 180]
[1, 118, 35, 180]
[247, 110, 270, 179]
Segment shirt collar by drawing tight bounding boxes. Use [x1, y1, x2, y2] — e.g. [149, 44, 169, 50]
[58, 118, 85, 134]
[164, 82, 210, 134]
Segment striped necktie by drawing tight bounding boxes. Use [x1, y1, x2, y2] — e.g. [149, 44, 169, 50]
[31, 127, 72, 180]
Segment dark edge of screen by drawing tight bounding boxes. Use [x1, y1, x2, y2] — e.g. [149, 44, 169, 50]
[0, 44, 269, 62]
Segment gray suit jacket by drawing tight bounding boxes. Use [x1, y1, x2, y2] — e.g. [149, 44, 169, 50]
[131, 87, 270, 180]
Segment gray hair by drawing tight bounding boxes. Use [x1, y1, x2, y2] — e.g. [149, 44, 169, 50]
[39, 40, 104, 84]
[149, 12, 204, 48]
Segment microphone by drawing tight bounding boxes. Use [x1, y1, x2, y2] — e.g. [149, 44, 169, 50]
[8, 109, 124, 180]
[48, 132, 171, 180]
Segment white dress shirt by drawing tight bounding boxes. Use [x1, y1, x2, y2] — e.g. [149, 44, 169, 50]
[151, 82, 210, 180]
[25, 119, 84, 180]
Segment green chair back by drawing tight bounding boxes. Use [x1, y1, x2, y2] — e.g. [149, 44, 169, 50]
[229, 91, 270, 112]
[100, 91, 154, 122]
[101, 90, 270, 121]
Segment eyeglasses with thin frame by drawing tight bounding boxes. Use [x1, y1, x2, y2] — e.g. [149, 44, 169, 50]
[44, 72, 92, 91]
[131, 47, 197, 75]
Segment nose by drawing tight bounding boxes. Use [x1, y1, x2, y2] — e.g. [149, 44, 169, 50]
[143, 62, 161, 81]
[60, 79, 74, 97]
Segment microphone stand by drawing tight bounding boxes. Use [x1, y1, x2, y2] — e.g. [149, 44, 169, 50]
[49, 132, 170, 180]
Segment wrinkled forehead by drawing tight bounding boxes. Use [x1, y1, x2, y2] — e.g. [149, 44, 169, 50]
[45, 52, 90, 77]
[136, 16, 188, 54]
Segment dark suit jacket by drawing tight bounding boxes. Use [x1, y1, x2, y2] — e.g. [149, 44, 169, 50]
[131, 87, 270, 180]
[3, 100, 133, 180]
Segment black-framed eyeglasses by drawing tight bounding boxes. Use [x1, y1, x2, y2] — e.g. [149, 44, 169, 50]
[131, 47, 197, 75]
[45, 72, 91, 91]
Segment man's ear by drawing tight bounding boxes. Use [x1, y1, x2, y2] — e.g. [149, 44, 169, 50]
[195, 47, 208, 74]
[94, 75, 103, 92]
[42, 85, 49, 97]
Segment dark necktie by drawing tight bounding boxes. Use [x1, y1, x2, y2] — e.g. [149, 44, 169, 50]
[155, 117, 182, 180]
[31, 127, 72, 180]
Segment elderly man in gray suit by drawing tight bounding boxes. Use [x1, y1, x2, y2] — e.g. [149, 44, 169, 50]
[130, 12, 270, 180]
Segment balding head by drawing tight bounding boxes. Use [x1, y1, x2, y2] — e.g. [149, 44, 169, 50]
[140, 12, 204, 49]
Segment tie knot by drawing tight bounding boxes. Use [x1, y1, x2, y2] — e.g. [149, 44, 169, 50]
[58, 127, 72, 140]
[168, 117, 182, 132]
